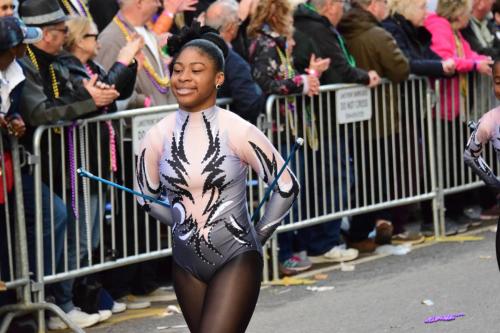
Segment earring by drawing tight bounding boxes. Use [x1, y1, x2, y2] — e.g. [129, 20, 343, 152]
[216, 83, 221, 89]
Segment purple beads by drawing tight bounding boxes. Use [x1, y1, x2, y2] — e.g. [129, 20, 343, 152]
[424, 313, 465, 324]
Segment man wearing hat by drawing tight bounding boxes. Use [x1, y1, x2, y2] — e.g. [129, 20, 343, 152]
[0, 17, 41, 332]
[0, 16, 41, 137]
[17, 0, 119, 329]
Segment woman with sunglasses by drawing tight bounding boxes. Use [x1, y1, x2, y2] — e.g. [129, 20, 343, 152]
[59, 15, 143, 316]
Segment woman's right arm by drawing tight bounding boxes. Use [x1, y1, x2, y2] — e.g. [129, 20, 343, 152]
[135, 123, 174, 226]
[464, 114, 500, 189]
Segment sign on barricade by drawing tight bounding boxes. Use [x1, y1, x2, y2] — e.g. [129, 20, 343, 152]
[132, 112, 171, 154]
[335, 86, 372, 124]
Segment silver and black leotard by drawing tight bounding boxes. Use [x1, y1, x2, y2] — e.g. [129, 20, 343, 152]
[135, 106, 299, 282]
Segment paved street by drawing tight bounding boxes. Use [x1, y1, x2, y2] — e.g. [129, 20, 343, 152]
[88, 226, 500, 333]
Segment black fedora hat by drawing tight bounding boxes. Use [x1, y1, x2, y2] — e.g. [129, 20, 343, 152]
[20, 0, 68, 27]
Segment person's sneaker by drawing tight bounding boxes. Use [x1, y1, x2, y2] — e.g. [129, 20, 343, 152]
[309, 245, 359, 263]
[421, 221, 458, 237]
[98, 310, 112, 322]
[347, 238, 377, 253]
[117, 295, 151, 310]
[391, 231, 425, 245]
[279, 255, 312, 276]
[374, 220, 393, 245]
[47, 308, 100, 330]
[480, 204, 500, 220]
[129, 287, 177, 303]
[462, 206, 482, 227]
[294, 250, 313, 266]
[452, 216, 470, 233]
[111, 301, 127, 314]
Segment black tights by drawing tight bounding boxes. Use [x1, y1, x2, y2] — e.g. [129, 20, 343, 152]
[173, 251, 263, 333]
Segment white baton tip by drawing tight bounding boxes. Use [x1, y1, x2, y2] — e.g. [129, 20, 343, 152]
[296, 137, 304, 146]
[77, 168, 82, 174]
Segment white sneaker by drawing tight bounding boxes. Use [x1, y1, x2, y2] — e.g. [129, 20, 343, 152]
[111, 301, 127, 314]
[98, 310, 112, 322]
[117, 295, 151, 310]
[309, 245, 359, 263]
[47, 308, 100, 330]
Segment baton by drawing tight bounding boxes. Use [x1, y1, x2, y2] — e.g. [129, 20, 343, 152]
[77, 168, 170, 208]
[251, 137, 304, 223]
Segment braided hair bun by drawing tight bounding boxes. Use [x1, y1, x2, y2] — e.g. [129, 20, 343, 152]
[167, 21, 228, 72]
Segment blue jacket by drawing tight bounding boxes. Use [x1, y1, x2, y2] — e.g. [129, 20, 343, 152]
[218, 48, 265, 124]
[382, 13, 445, 77]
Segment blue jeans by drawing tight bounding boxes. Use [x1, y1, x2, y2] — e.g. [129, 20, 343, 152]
[23, 174, 75, 313]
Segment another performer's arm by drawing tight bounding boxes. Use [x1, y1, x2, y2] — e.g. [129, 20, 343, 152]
[464, 117, 500, 189]
[135, 123, 174, 226]
[237, 122, 300, 245]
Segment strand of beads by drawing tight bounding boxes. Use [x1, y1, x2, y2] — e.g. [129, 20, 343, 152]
[113, 16, 170, 93]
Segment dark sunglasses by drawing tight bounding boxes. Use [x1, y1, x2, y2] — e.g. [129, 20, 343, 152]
[0, 4, 15, 11]
[50, 26, 69, 34]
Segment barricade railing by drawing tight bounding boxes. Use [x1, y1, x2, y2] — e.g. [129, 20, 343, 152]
[263, 76, 440, 280]
[29, 99, 246, 330]
[6, 72, 498, 330]
[433, 73, 500, 234]
[0, 134, 84, 333]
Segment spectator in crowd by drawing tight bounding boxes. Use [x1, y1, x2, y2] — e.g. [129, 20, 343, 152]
[152, 0, 198, 35]
[383, 0, 457, 77]
[0, 0, 15, 17]
[231, 0, 258, 60]
[290, 0, 381, 273]
[247, 0, 324, 97]
[339, 0, 410, 83]
[95, 0, 176, 310]
[424, 0, 493, 233]
[96, 0, 176, 109]
[0, 16, 42, 332]
[493, 0, 500, 33]
[338, 0, 410, 251]
[461, 0, 500, 57]
[382, 0, 457, 242]
[294, 0, 381, 86]
[204, 0, 265, 124]
[60, 15, 142, 315]
[88, 0, 119, 32]
[248, 0, 362, 270]
[18, 0, 119, 329]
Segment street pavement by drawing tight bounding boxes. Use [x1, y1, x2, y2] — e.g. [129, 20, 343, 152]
[88, 227, 500, 333]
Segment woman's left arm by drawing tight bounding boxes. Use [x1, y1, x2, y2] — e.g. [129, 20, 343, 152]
[238, 123, 300, 245]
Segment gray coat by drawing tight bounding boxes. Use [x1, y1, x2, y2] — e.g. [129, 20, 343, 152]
[96, 13, 176, 109]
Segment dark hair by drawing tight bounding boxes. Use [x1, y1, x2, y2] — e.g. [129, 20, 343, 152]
[493, 58, 500, 71]
[167, 22, 228, 73]
[493, 0, 500, 14]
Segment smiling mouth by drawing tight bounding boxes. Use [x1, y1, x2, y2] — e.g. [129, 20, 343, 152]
[175, 88, 196, 95]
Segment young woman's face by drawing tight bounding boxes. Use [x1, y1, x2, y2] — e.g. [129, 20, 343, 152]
[171, 47, 224, 112]
[493, 63, 500, 99]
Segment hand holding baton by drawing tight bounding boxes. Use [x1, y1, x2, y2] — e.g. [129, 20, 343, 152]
[251, 137, 304, 223]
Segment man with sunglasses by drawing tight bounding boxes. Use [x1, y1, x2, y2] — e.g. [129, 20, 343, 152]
[16, 0, 119, 329]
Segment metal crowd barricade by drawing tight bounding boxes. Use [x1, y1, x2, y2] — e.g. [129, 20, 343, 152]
[30, 99, 255, 330]
[433, 73, 500, 234]
[263, 76, 439, 281]
[0, 134, 83, 333]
